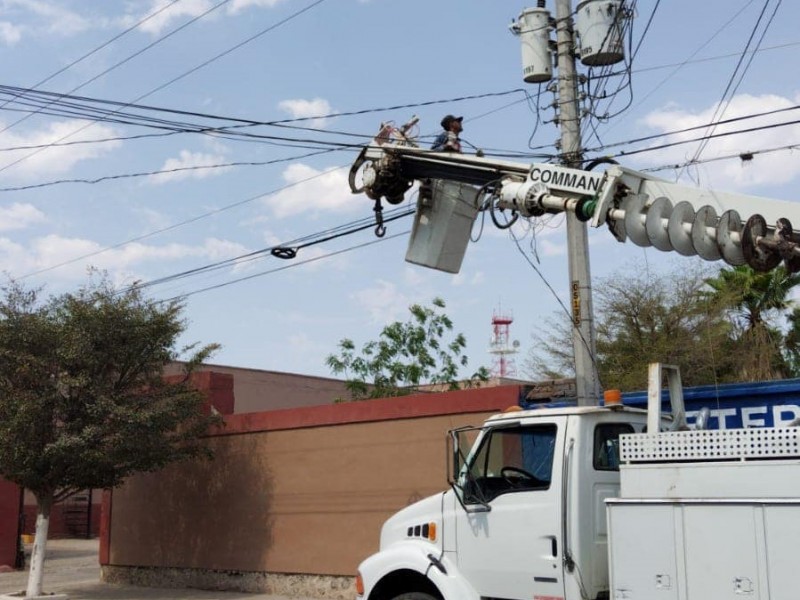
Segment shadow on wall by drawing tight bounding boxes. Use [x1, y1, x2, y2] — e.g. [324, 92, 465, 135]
[111, 433, 275, 572]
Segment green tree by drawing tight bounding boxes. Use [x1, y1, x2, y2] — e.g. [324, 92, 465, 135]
[0, 275, 220, 597]
[525, 265, 737, 391]
[783, 307, 800, 376]
[596, 268, 735, 390]
[326, 297, 489, 400]
[703, 265, 800, 381]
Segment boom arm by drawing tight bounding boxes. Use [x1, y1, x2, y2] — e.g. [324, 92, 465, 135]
[349, 143, 800, 273]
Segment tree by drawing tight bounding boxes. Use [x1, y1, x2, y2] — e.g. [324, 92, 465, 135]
[783, 307, 800, 377]
[0, 275, 220, 597]
[703, 265, 800, 380]
[525, 265, 738, 391]
[523, 312, 575, 381]
[595, 267, 736, 390]
[326, 298, 489, 400]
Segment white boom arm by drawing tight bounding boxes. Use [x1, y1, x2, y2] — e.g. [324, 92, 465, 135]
[349, 143, 800, 273]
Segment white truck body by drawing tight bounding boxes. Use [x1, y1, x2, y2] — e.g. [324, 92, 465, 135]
[607, 426, 800, 600]
[356, 398, 800, 600]
[357, 404, 651, 600]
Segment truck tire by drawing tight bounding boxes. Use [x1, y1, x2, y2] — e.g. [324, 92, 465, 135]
[391, 594, 437, 600]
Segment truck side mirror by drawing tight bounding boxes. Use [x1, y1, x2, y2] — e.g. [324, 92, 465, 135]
[447, 430, 459, 486]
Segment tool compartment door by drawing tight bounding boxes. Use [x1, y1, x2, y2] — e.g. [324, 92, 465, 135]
[607, 501, 680, 600]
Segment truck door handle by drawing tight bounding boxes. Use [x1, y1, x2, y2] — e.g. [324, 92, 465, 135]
[551, 537, 558, 557]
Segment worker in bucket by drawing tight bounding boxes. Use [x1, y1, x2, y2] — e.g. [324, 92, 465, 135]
[431, 114, 463, 152]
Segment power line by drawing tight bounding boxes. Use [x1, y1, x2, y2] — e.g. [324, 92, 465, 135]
[583, 103, 800, 155]
[165, 230, 409, 301]
[0, 0, 329, 177]
[0, 0, 182, 115]
[604, 116, 800, 160]
[683, 0, 781, 172]
[597, 0, 759, 139]
[0, 148, 345, 193]
[0, 83, 527, 134]
[0, 0, 234, 138]
[18, 163, 351, 279]
[133, 206, 414, 293]
[5, 99, 798, 195]
[639, 140, 800, 173]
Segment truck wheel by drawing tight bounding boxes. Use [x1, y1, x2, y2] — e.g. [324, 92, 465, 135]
[391, 594, 437, 600]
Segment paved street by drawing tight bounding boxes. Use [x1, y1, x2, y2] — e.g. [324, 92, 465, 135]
[0, 540, 321, 600]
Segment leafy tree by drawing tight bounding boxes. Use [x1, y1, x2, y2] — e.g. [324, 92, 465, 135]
[783, 307, 800, 377]
[523, 312, 575, 381]
[326, 297, 489, 400]
[525, 265, 737, 391]
[703, 265, 800, 380]
[0, 275, 220, 597]
[596, 267, 736, 390]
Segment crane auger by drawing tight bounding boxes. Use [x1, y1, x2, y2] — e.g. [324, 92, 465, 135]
[348, 139, 800, 274]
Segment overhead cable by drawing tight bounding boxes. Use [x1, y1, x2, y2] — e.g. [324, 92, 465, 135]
[0, 0, 329, 177]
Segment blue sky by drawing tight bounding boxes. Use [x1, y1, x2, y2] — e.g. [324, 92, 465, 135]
[0, 0, 798, 381]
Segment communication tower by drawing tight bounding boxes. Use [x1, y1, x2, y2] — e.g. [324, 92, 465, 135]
[489, 308, 519, 378]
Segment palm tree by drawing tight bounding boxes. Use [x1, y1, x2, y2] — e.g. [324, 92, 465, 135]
[704, 265, 800, 381]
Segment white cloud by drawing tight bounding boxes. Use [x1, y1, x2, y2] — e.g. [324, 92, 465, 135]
[0, 234, 248, 282]
[539, 238, 566, 257]
[0, 203, 45, 231]
[264, 164, 356, 218]
[27, 0, 91, 34]
[351, 280, 413, 324]
[3, 0, 92, 36]
[229, 0, 286, 13]
[0, 120, 121, 181]
[635, 93, 800, 191]
[121, 0, 216, 35]
[403, 266, 426, 287]
[0, 0, 100, 38]
[277, 98, 334, 128]
[122, 0, 285, 35]
[0, 21, 22, 45]
[148, 150, 231, 184]
[451, 270, 485, 286]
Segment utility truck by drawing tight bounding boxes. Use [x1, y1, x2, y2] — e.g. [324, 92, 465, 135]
[355, 364, 800, 600]
[345, 124, 800, 600]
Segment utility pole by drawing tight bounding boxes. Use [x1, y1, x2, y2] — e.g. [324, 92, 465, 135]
[554, 0, 600, 405]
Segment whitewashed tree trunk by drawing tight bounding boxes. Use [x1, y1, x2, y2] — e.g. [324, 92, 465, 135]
[26, 496, 52, 598]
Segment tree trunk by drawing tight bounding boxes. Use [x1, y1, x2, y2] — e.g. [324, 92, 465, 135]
[26, 493, 53, 598]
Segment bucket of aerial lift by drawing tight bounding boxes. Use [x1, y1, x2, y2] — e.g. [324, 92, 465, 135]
[575, 0, 625, 66]
[405, 179, 481, 274]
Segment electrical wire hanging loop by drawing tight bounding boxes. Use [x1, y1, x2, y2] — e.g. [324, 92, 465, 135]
[373, 199, 386, 238]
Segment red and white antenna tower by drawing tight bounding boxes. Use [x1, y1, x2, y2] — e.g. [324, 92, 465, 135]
[489, 306, 519, 378]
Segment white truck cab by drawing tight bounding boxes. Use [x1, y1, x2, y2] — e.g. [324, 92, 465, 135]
[356, 402, 650, 600]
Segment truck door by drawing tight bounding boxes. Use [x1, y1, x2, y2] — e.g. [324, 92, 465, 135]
[455, 417, 566, 600]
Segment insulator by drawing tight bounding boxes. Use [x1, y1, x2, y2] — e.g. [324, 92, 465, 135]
[644, 196, 673, 252]
[621, 194, 651, 247]
[716, 210, 746, 266]
[691, 206, 721, 261]
[667, 201, 698, 257]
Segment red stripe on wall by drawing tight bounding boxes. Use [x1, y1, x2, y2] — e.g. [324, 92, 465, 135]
[214, 385, 522, 436]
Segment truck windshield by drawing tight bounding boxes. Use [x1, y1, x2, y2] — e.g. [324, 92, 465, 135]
[461, 424, 557, 503]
